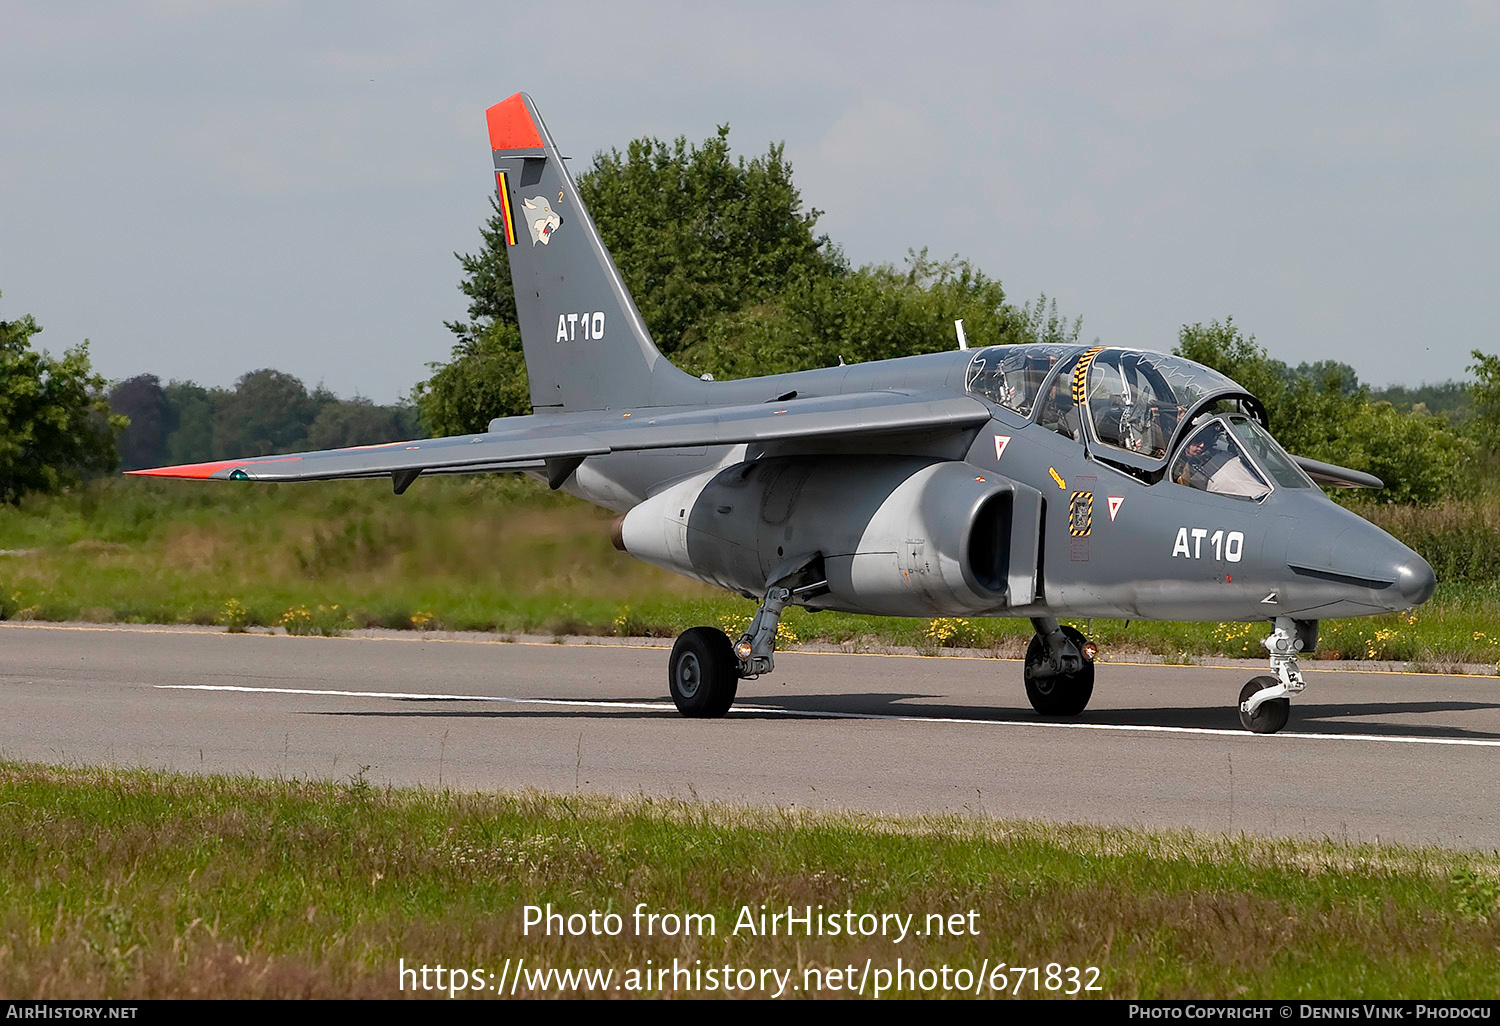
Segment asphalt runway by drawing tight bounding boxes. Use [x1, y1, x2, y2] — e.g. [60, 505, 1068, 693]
[4, 623, 1499, 850]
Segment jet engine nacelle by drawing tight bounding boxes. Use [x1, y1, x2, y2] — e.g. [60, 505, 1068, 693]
[619, 456, 1042, 617]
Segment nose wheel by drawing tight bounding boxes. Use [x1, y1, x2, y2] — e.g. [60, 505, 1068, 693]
[1237, 676, 1289, 734]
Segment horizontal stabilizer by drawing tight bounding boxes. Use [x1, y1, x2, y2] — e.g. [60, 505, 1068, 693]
[127, 391, 991, 483]
[1291, 455, 1383, 490]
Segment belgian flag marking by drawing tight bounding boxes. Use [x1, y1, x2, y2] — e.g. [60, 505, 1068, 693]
[495, 172, 517, 247]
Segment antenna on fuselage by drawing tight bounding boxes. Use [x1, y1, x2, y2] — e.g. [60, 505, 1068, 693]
[954, 319, 968, 350]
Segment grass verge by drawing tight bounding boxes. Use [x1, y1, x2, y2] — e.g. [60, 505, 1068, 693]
[1, 761, 1497, 999]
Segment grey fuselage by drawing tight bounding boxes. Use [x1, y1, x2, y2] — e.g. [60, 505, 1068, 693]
[557, 345, 1434, 624]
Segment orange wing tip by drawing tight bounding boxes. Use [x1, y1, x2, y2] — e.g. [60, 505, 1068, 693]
[126, 456, 302, 480]
[486, 93, 543, 152]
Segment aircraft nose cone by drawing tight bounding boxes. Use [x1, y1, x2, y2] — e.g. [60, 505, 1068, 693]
[1395, 553, 1437, 607]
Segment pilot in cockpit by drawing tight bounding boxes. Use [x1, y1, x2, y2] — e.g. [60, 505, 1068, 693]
[1171, 421, 1271, 499]
[1037, 374, 1080, 440]
[1173, 432, 1229, 489]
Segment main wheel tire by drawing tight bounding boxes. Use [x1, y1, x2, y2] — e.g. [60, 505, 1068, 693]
[1024, 625, 1095, 716]
[1238, 675, 1289, 734]
[668, 626, 739, 718]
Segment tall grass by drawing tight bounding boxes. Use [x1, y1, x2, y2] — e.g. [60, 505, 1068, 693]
[0, 476, 708, 630]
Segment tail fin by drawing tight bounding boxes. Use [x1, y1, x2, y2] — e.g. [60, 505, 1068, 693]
[487, 93, 701, 412]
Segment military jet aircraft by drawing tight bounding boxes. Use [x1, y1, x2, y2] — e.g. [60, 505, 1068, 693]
[132, 93, 1437, 734]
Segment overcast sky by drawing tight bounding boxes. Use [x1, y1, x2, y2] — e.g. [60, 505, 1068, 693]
[2, 1, 1496, 402]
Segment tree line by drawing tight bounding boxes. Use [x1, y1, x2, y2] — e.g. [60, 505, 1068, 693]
[3, 124, 1497, 506]
[106, 371, 417, 472]
[1173, 320, 1484, 505]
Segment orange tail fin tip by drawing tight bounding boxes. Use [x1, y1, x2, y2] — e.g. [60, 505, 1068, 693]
[486, 93, 542, 152]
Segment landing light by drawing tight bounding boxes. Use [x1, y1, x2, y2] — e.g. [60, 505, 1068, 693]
[1082, 641, 1099, 662]
[735, 640, 753, 660]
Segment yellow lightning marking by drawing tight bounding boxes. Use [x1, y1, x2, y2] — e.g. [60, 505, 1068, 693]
[1049, 467, 1066, 489]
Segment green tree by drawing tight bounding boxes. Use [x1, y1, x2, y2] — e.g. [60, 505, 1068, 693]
[445, 125, 843, 352]
[1273, 380, 1470, 505]
[1287, 359, 1360, 394]
[1175, 317, 1471, 504]
[1369, 379, 1470, 424]
[1466, 350, 1500, 451]
[163, 381, 224, 464]
[212, 369, 316, 458]
[445, 198, 519, 346]
[676, 251, 1029, 380]
[1020, 292, 1087, 346]
[581, 127, 840, 354]
[110, 373, 176, 471]
[306, 397, 419, 449]
[1173, 318, 1290, 412]
[1344, 402, 1472, 506]
[412, 324, 532, 436]
[0, 292, 124, 503]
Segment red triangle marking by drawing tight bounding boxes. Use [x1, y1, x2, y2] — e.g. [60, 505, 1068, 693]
[1107, 496, 1124, 521]
[994, 435, 1011, 460]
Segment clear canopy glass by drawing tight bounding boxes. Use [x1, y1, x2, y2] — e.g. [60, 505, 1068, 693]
[1226, 415, 1314, 489]
[966, 345, 1269, 475]
[1085, 350, 1246, 461]
[1036, 354, 1084, 440]
[964, 345, 1081, 417]
[1169, 418, 1271, 500]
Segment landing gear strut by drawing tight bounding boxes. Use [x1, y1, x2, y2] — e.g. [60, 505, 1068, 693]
[1024, 617, 1096, 716]
[732, 584, 793, 678]
[1238, 616, 1316, 734]
[667, 558, 827, 719]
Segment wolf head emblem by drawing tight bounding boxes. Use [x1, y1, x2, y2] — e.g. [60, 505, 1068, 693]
[523, 196, 562, 245]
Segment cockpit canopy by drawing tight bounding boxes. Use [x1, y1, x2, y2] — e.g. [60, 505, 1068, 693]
[1079, 348, 1252, 462]
[965, 344, 1273, 479]
[963, 343, 1079, 419]
[1169, 415, 1316, 499]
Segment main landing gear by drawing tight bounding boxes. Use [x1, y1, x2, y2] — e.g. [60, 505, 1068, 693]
[665, 590, 1309, 735]
[1024, 617, 1096, 716]
[667, 627, 739, 718]
[1237, 616, 1316, 734]
[667, 561, 827, 718]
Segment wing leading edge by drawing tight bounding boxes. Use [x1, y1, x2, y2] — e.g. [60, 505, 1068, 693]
[128, 390, 992, 483]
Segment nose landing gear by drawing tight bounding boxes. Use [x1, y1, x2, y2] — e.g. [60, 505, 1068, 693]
[1238, 616, 1317, 734]
[1238, 676, 1289, 734]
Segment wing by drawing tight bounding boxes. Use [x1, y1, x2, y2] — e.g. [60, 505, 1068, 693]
[128, 390, 991, 486]
[1291, 455, 1384, 490]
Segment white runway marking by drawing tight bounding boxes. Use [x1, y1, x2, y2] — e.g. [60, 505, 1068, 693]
[156, 684, 1500, 749]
